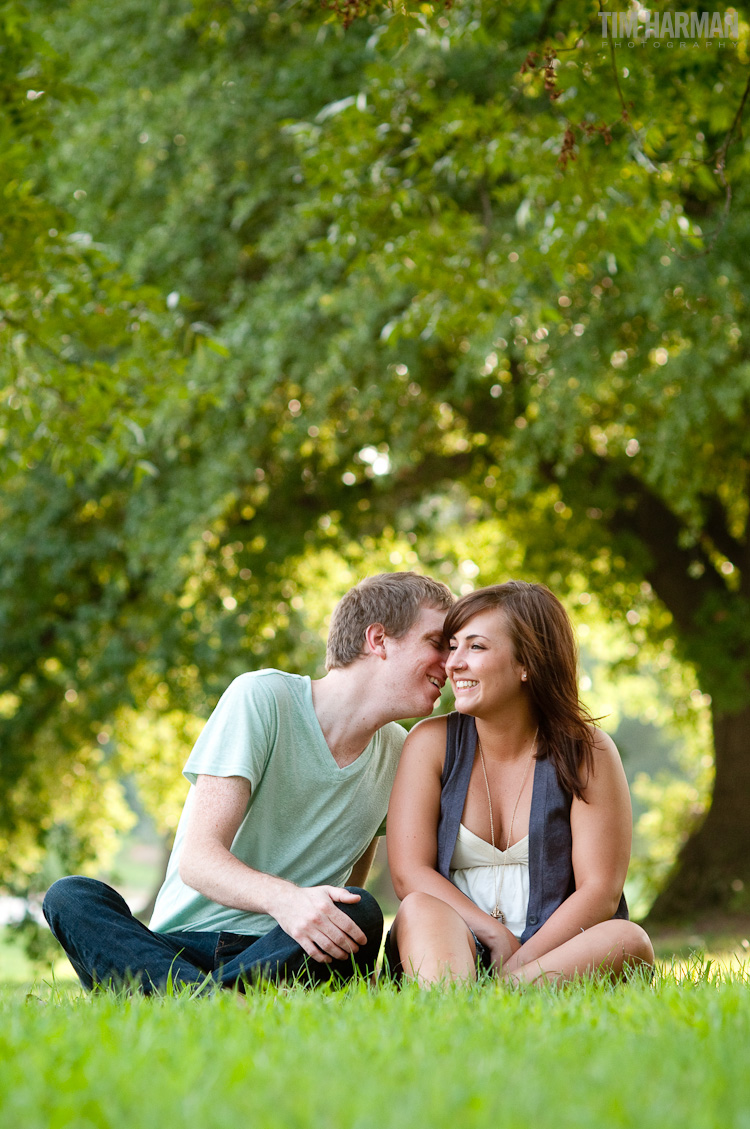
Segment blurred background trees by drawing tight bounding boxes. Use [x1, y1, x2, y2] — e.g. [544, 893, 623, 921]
[2, 0, 749, 929]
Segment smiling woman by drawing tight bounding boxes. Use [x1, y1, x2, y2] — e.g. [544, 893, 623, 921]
[385, 581, 654, 987]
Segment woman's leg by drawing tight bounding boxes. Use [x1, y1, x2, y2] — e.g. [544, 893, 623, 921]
[390, 892, 478, 986]
[500, 920, 654, 986]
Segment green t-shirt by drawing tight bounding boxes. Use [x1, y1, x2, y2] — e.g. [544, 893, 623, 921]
[149, 669, 407, 937]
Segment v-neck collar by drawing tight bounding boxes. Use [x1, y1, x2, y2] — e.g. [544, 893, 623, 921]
[303, 677, 378, 776]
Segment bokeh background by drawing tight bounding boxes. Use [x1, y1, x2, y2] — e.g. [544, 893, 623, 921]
[2, 0, 749, 969]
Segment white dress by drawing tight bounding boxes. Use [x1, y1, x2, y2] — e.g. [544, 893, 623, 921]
[449, 823, 530, 940]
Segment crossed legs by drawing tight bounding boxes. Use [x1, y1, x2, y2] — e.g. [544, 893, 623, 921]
[390, 891, 654, 987]
[501, 917, 654, 986]
[43, 876, 383, 993]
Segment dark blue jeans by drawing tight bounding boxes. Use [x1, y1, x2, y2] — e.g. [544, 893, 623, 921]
[43, 876, 383, 994]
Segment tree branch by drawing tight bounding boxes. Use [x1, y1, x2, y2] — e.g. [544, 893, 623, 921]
[535, 0, 563, 43]
[605, 472, 725, 634]
[700, 494, 744, 566]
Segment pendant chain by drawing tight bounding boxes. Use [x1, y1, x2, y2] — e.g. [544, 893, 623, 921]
[477, 729, 538, 923]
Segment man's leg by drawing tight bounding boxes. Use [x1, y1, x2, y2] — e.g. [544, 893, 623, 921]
[216, 887, 384, 988]
[43, 876, 218, 994]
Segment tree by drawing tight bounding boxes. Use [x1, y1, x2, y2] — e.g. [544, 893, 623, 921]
[0, 0, 190, 889]
[3, 0, 750, 918]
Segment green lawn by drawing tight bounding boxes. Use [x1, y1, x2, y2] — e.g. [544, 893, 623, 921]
[2, 955, 749, 1129]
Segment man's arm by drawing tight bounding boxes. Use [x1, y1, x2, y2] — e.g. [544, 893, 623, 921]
[178, 774, 367, 963]
[347, 836, 379, 888]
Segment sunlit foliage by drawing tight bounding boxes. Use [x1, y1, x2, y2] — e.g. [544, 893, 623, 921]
[2, 0, 750, 916]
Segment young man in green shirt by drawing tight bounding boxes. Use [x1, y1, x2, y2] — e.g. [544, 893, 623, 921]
[44, 573, 453, 992]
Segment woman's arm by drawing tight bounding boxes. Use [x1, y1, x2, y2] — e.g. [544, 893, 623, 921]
[503, 729, 632, 973]
[387, 717, 519, 962]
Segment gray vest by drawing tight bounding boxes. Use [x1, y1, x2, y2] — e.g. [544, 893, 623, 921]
[436, 713, 628, 944]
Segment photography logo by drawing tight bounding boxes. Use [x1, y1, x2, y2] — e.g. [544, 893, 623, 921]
[601, 8, 740, 46]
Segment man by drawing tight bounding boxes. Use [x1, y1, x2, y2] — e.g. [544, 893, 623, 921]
[44, 572, 452, 992]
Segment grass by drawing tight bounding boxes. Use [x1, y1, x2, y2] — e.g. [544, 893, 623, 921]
[2, 955, 750, 1129]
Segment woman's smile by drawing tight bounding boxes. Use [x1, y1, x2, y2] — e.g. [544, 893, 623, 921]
[445, 608, 527, 716]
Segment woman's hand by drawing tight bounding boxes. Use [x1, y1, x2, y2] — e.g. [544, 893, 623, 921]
[477, 918, 521, 971]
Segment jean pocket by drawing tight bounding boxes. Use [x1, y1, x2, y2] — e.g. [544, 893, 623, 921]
[214, 932, 256, 962]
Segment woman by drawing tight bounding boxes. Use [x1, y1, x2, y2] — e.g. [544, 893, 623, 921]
[386, 581, 654, 986]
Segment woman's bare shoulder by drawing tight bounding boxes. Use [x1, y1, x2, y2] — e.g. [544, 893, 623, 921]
[401, 714, 449, 756]
[409, 714, 450, 737]
[580, 727, 628, 794]
[590, 727, 622, 761]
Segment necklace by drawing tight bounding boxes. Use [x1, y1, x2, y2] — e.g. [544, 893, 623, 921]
[477, 729, 538, 922]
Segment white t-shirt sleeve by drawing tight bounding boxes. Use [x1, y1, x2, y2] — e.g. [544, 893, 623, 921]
[182, 672, 278, 792]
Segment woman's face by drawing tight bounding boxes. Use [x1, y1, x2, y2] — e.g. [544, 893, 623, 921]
[446, 608, 526, 718]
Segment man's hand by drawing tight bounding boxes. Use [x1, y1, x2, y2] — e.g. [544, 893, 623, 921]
[273, 885, 367, 963]
[180, 776, 369, 963]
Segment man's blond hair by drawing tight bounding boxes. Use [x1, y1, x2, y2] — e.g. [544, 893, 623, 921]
[325, 572, 453, 670]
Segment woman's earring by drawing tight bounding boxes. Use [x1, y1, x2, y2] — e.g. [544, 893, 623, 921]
[521, 672, 527, 681]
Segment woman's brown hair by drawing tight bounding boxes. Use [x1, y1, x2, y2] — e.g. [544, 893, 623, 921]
[444, 581, 596, 800]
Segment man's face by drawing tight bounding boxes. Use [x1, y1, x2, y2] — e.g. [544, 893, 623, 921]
[384, 604, 449, 718]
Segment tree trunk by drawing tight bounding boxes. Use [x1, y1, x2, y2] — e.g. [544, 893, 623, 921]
[646, 702, 750, 922]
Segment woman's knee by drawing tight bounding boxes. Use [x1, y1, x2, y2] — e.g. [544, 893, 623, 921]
[394, 891, 446, 927]
[594, 919, 654, 968]
[391, 893, 476, 983]
[392, 893, 471, 951]
[623, 922, 654, 966]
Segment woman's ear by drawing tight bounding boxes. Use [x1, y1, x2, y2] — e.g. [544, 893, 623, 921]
[364, 622, 388, 660]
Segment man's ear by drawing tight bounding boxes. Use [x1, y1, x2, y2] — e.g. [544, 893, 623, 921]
[364, 622, 388, 659]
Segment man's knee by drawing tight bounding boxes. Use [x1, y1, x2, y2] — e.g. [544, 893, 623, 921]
[341, 886, 383, 942]
[43, 876, 126, 933]
[44, 876, 92, 925]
